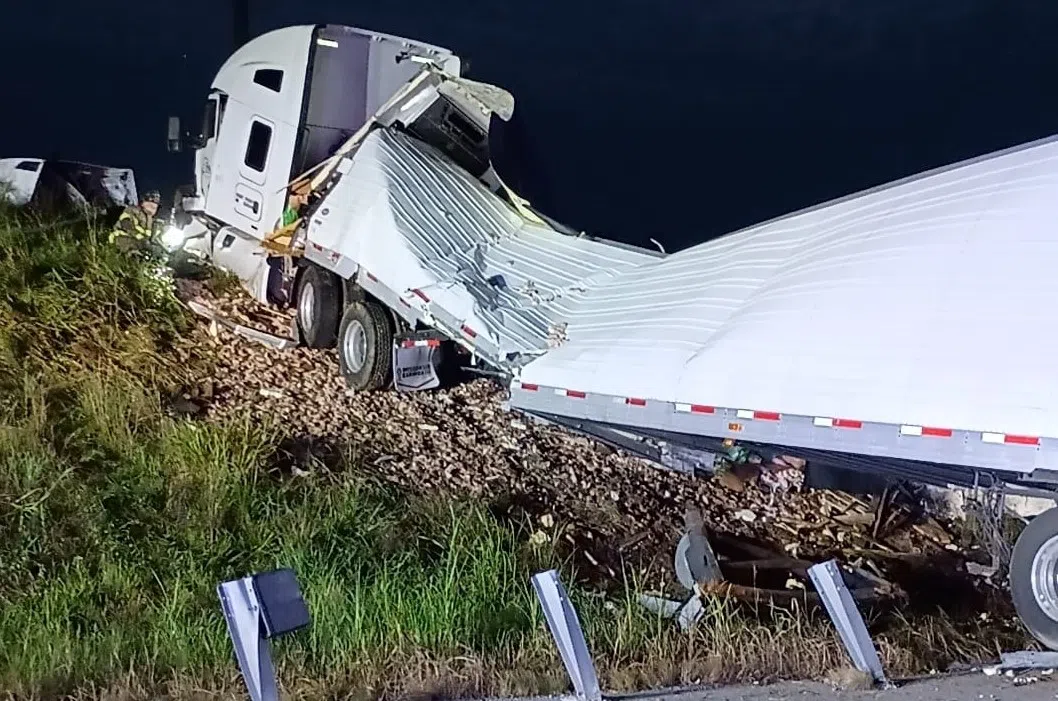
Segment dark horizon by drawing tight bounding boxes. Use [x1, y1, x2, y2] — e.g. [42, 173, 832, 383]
[2, 1, 1057, 251]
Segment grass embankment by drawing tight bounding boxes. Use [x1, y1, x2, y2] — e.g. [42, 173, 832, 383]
[0, 209, 1012, 699]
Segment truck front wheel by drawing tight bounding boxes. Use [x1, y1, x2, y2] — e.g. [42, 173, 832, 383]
[337, 301, 393, 391]
[296, 265, 341, 348]
[1011, 505, 1058, 650]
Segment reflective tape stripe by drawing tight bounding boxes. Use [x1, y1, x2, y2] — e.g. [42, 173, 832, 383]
[518, 383, 1047, 450]
[365, 271, 379, 282]
[461, 325, 477, 338]
[900, 425, 953, 438]
[411, 289, 430, 302]
[675, 403, 715, 414]
[737, 409, 780, 421]
[982, 432, 1040, 446]
[400, 339, 441, 348]
[814, 417, 863, 429]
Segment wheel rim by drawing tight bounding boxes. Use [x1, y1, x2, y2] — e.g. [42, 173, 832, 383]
[298, 282, 316, 327]
[1031, 534, 1058, 622]
[343, 319, 367, 374]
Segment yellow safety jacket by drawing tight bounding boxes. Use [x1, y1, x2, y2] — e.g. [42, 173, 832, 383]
[109, 205, 152, 244]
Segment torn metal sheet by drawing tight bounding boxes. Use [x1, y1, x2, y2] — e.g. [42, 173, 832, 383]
[989, 650, 1058, 672]
[677, 507, 722, 589]
[186, 300, 297, 351]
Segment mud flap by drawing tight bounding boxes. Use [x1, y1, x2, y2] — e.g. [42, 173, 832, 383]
[392, 336, 444, 392]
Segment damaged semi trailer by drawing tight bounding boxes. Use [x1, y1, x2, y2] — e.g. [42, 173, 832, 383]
[164, 23, 1058, 649]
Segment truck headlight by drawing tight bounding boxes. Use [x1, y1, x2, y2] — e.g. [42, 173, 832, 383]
[161, 225, 186, 250]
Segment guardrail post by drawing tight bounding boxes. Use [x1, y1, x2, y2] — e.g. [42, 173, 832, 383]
[532, 569, 602, 701]
[808, 559, 887, 686]
[218, 568, 311, 701]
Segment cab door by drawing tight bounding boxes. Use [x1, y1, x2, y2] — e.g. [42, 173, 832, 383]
[196, 92, 226, 203]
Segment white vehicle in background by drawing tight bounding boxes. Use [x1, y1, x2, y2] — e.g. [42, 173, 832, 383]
[0, 158, 43, 205]
[0, 158, 137, 212]
[164, 23, 1058, 650]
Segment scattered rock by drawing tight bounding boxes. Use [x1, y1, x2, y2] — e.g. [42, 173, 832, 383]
[171, 282, 966, 585]
[824, 666, 874, 691]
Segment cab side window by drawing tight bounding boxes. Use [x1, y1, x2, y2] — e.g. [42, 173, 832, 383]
[201, 97, 218, 140]
[244, 120, 273, 172]
[253, 69, 283, 93]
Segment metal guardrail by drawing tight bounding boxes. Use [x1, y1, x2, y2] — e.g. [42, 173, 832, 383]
[221, 563, 891, 700]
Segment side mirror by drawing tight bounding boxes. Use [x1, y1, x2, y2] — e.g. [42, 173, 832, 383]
[167, 116, 183, 153]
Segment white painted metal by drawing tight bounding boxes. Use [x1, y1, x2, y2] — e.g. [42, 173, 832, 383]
[808, 560, 887, 686]
[217, 576, 279, 701]
[204, 27, 312, 236]
[531, 570, 602, 701]
[0, 158, 43, 205]
[307, 128, 655, 356]
[518, 134, 1058, 440]
[191, 24, 462, 238]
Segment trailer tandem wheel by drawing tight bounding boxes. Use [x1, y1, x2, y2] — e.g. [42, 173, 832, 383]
[295, 264, 341, 349]
[337, 301, 393, 391]
[1011, 505, 1058, 651]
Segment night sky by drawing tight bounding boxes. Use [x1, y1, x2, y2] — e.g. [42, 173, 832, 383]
[3, 1, 1057, 251]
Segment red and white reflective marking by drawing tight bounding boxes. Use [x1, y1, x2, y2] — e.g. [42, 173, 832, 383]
[900, 425, 953, 438]
[982, 432, 1040, 446]
[674, 403, 715, 414]
[517, 383, 1049, 450]
[736, 409, 781, 421]
[813, 417, 863, 429]
[365, 271, 379, 283]
[400, 339, 441, 349]
[410, 288, 430, 303]
[460, 324, 478, 339]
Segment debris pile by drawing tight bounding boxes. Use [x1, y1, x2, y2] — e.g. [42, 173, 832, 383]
[172, 282, 980, 598]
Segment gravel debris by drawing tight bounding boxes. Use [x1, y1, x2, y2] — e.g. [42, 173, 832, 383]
[172, 281, 969, 588]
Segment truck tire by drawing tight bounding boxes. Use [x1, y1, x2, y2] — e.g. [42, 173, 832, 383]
[337, 301, 393, 391]
[1011, 505, 1058, 650]
[296, 265, 341, 348]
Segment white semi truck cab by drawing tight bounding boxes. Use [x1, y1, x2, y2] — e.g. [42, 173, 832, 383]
[165, 23, 519, 312]
[170, 24, 464, 231]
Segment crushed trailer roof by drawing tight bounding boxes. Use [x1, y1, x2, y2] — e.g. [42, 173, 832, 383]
[518, 133, 1058, 440]
[314, 129, 657, 358]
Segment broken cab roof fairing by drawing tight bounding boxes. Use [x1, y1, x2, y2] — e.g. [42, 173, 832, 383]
[508, 133, 1058, 475]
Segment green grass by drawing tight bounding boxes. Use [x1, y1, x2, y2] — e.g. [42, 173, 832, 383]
[0, 208, 1017, 699]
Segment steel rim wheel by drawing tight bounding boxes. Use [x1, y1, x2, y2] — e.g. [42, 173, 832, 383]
[343, 319, 367, 374]
[298, 282, 316, 326]
[1031, 534, 1058, 623]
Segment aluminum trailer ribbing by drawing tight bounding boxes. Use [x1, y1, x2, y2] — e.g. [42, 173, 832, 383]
[301, 127, 661, 364]
[509, 133, 1058, 482]
[319, 121, 1058, 484]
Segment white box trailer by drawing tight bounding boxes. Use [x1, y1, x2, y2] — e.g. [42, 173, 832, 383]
[165, 23, 1058, 650]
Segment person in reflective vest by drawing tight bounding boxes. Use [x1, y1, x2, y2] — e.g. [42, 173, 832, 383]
[110, 189, 161, 254]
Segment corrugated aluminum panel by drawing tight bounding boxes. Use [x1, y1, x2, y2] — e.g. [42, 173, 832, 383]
[519, 133, 1058, 439]
[312, 129, 657, 358]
